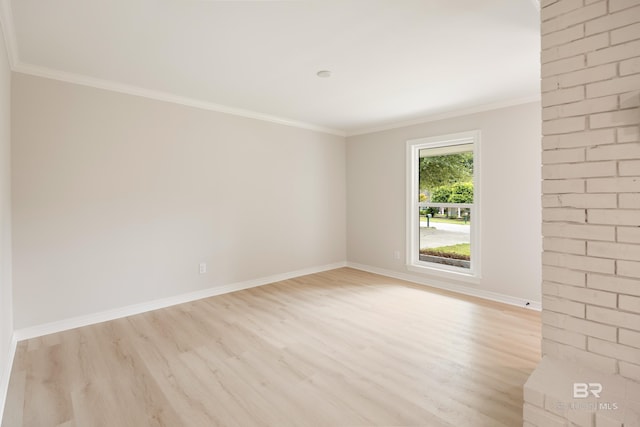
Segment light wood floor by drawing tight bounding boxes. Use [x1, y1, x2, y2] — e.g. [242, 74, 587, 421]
[2, 268, 541, 427]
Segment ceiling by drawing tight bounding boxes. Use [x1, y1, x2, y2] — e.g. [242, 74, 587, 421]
[2, 0, 540, 135]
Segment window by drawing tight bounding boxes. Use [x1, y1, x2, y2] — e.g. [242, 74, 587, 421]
[406, 131, 480, 280]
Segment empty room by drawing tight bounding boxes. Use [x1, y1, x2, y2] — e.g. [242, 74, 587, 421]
[1, 0, 639, 426]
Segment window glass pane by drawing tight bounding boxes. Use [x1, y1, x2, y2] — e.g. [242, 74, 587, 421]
[418, 205, 471, 269]
[418, 145, 473, 269]
[418, 144, 474, 201]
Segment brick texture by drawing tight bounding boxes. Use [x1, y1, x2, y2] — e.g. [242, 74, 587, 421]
[531, 1, 640, 425]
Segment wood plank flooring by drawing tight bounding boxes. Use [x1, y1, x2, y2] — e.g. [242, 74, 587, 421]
[2, 268, 541, 427]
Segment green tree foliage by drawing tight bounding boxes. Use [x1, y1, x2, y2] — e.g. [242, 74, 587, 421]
[449, 182, 474, 203]
[430, 182, 473, 204]
[419, 152, 473, 192]
[430, 186, 452, 203]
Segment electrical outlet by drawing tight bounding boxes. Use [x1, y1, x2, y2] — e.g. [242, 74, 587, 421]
[394, 250, 400, 260]
[199, 262, 207, 274]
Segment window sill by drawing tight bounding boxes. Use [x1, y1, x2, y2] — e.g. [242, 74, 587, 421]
[406, 263, 481, 285]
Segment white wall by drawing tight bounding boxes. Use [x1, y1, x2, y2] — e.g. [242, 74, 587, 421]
[0, 18, 12, 401]
[11, 73, 346, 329]
[347, 102, 542, 304]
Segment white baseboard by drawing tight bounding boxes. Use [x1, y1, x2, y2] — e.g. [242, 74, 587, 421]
[13, 260, 538, 343]
[2, 259, 538, 422]
[0, 333, 18, 425]
[14, 261, 347, 341]
[346, 261, 541, 311]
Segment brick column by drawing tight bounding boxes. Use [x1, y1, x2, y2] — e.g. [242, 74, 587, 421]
[524, 0, 640, 426]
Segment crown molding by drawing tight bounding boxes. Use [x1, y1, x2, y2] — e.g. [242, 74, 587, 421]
[2, 0, 540, 140]
[0, 0, 17, 68]
[0, 0, 345, 137]
[346, 94, 541, 137]
[14, 62, 346, 137]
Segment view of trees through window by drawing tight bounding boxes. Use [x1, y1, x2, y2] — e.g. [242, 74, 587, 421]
[418, 146, 474, 269]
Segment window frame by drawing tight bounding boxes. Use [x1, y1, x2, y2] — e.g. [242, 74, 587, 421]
[405, 130, 481, 282]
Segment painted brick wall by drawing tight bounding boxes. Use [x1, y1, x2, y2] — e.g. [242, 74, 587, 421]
[540, 0, 640, 383]
[525, 0, 640, 426]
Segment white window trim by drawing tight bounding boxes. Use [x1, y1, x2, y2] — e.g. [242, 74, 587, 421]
[406, 130, 481, 283]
